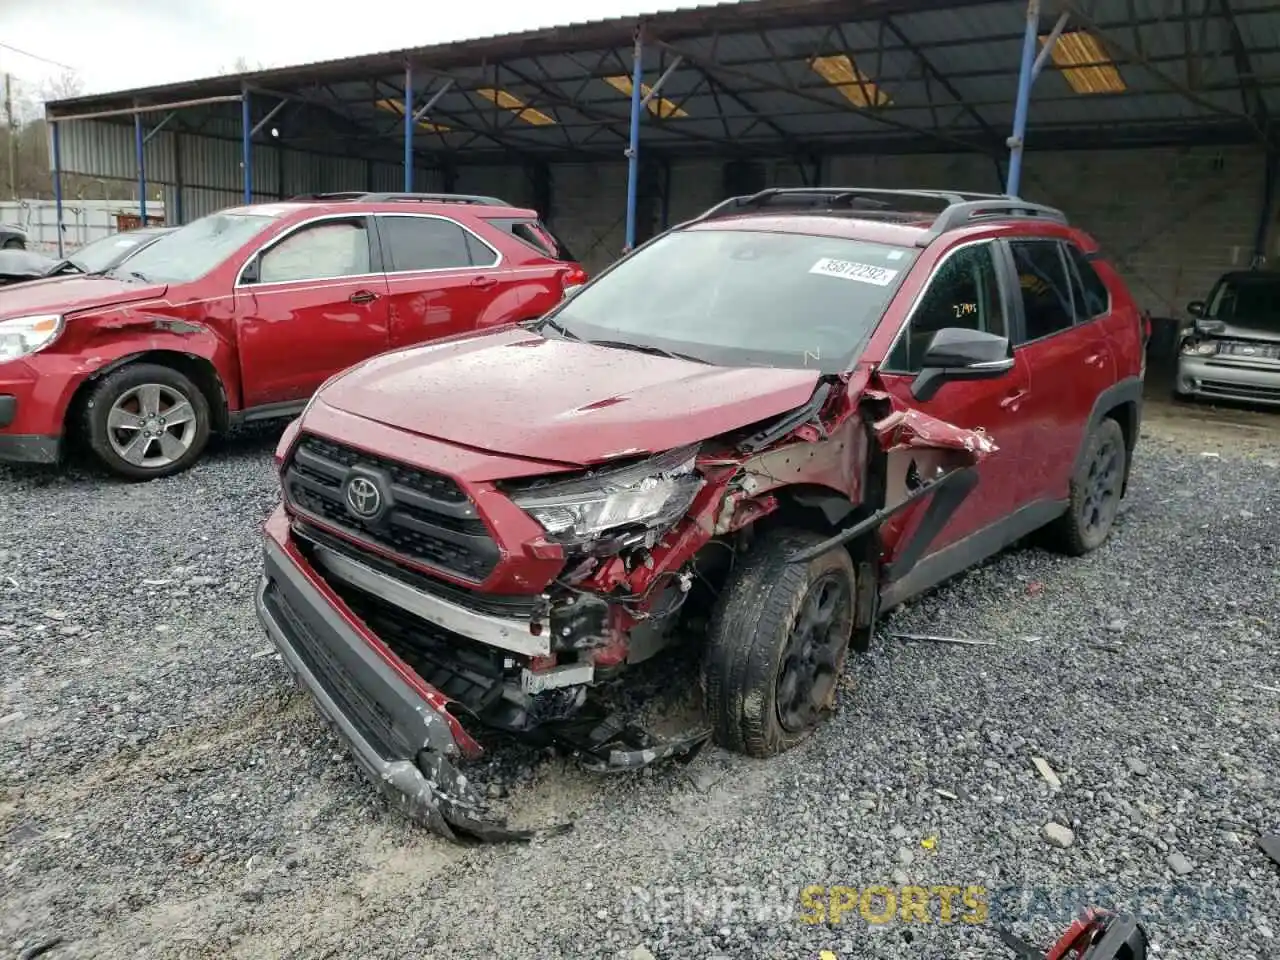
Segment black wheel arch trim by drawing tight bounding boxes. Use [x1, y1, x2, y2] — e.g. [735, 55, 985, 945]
[1071, 376, 1143, 492]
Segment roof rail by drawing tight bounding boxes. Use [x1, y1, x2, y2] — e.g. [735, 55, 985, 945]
[691, 187, 1068, 245]
[286, 191, 511, 206]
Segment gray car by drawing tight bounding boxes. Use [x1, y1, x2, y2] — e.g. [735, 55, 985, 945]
[1175, 270, 1280, 407]
[0, 223, 27, 249]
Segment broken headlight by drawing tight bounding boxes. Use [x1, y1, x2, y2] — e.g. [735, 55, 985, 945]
[1181, 339, 1218, 356]
[511, 445, 702, 547]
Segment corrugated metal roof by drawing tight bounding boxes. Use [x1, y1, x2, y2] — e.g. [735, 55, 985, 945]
[45, 0, 1271, 165]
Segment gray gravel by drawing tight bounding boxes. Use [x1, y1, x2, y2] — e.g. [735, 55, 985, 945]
[2, 414, 1278, 960]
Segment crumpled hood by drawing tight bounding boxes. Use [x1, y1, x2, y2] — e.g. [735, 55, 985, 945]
[317, 327, 824, 465]
[0, 274, 168, 319]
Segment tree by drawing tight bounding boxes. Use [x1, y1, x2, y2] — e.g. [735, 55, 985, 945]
[2, 70, 134, 201]
[219, 57, 268, 74]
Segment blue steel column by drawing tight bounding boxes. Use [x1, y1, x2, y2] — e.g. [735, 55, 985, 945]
[624, 28, 644, 251]
[135, 112, 147, 221]
[1005, 0, 1041, 197]
[52, 122, 64, 258]
[404, 64, 414, 192]
[241, 90, 253, 203]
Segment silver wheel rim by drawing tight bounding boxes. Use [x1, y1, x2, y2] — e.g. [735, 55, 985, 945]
[106, 383, 198, 469]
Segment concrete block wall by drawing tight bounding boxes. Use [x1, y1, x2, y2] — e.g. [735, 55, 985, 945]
[500, 145, 1273, 317]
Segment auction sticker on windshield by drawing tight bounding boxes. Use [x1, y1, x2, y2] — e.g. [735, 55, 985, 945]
[809, 258, 899, 286]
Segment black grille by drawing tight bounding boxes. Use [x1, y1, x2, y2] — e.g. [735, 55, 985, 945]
[284, 434, 500, 582]
[334, 581, 507, 715]
[263, 580, 407, 759]
[1217, 340, 1280, 361]
[1198, 378, 1280, 401]
[294, 521, 539, 620]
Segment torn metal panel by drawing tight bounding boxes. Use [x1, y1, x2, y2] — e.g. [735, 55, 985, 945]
[866, 389, 999, 458]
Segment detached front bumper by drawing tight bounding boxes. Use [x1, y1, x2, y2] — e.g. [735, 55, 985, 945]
[255, 510, 546, 841]
[1176, 355, 1280, 406]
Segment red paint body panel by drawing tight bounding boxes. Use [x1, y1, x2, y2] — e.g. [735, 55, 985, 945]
[235, 275, 391, 407]
[0, 198, 584, 448]
[315, 325, 823, 465]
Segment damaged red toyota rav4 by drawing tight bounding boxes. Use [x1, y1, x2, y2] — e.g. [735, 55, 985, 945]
[257, 188, 1146, 840]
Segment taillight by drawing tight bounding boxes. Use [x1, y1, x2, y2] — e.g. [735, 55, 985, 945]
[561, 265, 588, 297]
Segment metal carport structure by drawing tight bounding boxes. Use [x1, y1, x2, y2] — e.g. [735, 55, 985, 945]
[44, 0, 1279, 265]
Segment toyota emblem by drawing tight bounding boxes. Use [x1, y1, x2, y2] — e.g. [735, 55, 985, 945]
[345, 476, 383, 519]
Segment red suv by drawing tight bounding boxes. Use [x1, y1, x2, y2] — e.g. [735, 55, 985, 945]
[0, 192, 584, 479]
[256, 188, 1145, 840]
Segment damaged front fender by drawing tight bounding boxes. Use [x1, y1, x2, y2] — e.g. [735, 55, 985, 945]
[786, 391, 997, 569]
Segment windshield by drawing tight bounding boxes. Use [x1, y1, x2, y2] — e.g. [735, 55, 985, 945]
[539, 228, 916, 372]
[1207, 274, 1280, 333]
[111, 213, 277, 284]
[65, 230, 163, 274]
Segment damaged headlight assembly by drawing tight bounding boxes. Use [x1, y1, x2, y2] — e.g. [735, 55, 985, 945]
[511, 444, 703, 548]
[1181, 339, 1219, 356]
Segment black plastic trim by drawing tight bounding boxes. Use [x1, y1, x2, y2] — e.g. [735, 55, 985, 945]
[0, 433, 61, 465]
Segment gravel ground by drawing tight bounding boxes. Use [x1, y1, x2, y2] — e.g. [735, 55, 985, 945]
[1, 413, 1278, 960]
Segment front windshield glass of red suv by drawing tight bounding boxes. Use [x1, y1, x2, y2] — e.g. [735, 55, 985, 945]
[110, 212, 278, 284]
[540, 227, 918, 373]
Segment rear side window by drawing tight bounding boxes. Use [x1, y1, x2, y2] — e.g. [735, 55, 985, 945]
[1065, 244, 1110, 319]
[485, 217, 575, 261]
[378, 216, 498, 271]
[1008, 239, 1075, 342]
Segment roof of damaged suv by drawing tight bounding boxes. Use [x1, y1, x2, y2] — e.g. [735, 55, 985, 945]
[684, 212, 934, 247]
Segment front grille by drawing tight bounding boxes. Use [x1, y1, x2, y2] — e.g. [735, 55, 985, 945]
[284, 434, 501, 582]
[333, 581, 507, 715]
[1217, 340, 1280, 361]
[263, 580, 407, 759]
[1198, 378, 1280, 402]
[293, 521, 539, 620]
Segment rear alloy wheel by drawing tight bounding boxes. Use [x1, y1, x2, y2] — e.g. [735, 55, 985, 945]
[1045, 417, 1127, 556]
[702, 529, 856, 758]
[84, 363, 211, 480]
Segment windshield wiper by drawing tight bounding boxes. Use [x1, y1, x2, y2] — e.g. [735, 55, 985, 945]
[124, 270, 151, 283]
[586, 339, 709, 365]
[533, 317, 581, 341]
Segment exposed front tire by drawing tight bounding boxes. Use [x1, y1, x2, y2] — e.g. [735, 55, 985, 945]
[2, 238, 23, 250]
[82, 363, 212, 481]
[702, 529, 856, 758]
[1043, 417, 1127, 556]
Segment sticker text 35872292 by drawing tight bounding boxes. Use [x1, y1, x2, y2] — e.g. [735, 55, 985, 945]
[809, 258, 900, 286]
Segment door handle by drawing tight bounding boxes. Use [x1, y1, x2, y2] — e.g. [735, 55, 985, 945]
[470, 275, 497, 289]
[999, 388, 1029, 410]
[349, 290, 378, 304]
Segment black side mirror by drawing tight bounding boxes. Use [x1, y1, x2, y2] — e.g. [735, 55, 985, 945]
[240, 255, 261, 285]
[1187, 300, 1205, 317]
[910, 327, 1014, 402]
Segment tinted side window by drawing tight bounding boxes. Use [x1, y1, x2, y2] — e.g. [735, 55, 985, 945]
[463, 231, 499, 267]
[259, 220, 370, 283]
[379, 216, 478, 271]
[1065, 244, 1110, 319]
[886, 242, 1005, 373]
[1009, 240, 1075, 342]
[485, 217, 574, 261]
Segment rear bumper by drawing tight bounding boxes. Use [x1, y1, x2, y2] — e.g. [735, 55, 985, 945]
[1176, 355, 1280, 406]
[255, 507, 540, 841]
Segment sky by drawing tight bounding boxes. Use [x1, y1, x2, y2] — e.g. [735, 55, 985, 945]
[0, 0, 710, 106]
